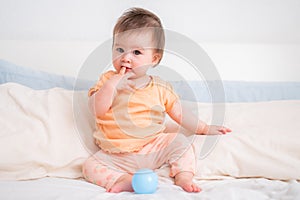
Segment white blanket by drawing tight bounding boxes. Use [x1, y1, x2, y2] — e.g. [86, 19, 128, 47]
[0, 82, 300, 182]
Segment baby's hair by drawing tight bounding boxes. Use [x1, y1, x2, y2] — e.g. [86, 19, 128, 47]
[113, 7, 165, 64]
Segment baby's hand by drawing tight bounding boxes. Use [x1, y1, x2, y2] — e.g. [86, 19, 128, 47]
[108, 67, 136, 93]
[202, 125, 232, 135]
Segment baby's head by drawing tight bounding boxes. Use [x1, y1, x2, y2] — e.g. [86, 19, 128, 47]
[113, 7, 165, 65]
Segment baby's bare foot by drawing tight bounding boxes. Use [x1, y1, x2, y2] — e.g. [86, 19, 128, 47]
[107, 174, 134, 193]
[174, 172, 201, 193]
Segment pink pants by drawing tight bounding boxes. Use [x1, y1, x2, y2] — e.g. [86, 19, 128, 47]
[82, 133, 196, 190]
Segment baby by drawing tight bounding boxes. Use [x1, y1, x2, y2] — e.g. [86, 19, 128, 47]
[82, 7, 231, 193]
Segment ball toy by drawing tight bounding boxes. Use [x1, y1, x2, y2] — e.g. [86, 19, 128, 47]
[132, 168, 158, 194]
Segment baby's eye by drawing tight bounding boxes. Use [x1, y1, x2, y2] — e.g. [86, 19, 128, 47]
[116, 48, 124, 53]
[133, 50, 142, 55]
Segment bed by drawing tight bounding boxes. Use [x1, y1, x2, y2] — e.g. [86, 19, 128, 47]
[0, 59, 300, 200]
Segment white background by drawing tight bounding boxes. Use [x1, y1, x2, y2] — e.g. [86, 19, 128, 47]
[0, 0, 299, 81]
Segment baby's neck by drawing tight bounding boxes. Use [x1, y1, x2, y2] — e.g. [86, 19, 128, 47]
[130, 75, 152, 89]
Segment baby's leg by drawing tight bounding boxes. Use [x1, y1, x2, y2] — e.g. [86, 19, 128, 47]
[168, 134, 201, 192]
[82, 153, 133, 193]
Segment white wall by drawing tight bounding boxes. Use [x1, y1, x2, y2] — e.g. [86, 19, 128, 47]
[0, 0, 300, 81]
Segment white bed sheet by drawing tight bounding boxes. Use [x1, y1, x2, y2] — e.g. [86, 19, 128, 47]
[1, 177, 299, 200]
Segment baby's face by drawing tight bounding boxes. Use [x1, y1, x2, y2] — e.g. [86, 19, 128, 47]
[112, 30, 160, 78]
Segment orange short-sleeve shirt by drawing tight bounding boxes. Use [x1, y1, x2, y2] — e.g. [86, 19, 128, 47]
[89, 70, 179, 153]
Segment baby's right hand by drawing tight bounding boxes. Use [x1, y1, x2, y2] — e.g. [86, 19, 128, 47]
[108, 67, 136, 93]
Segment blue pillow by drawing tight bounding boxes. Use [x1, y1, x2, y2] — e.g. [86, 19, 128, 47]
[0, 59, 93, 90]
[172, 80, 300, 102]
[1, 59, 300, 102]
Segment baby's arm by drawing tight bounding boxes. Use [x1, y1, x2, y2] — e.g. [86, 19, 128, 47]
[168, 100, 231, 135]
[89, 67, 135, 118]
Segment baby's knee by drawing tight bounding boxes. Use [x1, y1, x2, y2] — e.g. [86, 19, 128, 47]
[172, 133, 191, 147]
[82, 156, 96, 180]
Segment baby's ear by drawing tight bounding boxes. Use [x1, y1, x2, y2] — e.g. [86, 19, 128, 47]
[152, 53, 161, 65]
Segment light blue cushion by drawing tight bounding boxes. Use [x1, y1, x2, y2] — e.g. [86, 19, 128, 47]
[1, 59, 300, 102]
[172, 80, 300, 102]
[0, 59, 93, 90]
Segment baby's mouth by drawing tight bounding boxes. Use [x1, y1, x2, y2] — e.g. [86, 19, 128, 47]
[123, 66, 132, 72]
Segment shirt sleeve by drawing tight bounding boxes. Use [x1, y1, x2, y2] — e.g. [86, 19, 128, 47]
[88, 70, 116, 97]
[162, 81, 180, 113]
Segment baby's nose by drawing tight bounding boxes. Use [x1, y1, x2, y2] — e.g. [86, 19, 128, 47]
[121, 52, 132, 63]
